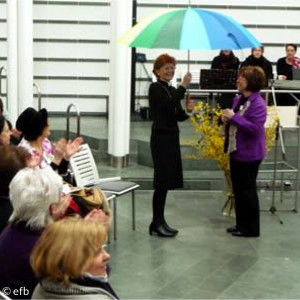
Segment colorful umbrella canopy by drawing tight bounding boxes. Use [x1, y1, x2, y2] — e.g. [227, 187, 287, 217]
[119, 8, 261, 50]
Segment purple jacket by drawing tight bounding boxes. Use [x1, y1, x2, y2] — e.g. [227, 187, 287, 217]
[0, 222, 42, 299]
[228, 92, 267, 162]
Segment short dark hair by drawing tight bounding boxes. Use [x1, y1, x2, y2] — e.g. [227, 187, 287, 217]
[239, 66, 266, 92]
[0, 145, 30, 196]
[286, 44, 297, 52]
[153, 53, 176, 78]
[16, 107, 48, 141]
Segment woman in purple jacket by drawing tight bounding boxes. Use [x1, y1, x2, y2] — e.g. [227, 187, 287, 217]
[222, 66, 267, 237]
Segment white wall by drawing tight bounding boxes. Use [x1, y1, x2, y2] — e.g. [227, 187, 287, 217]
[0, 0, 300, 113]
[135, 0, 300, 107]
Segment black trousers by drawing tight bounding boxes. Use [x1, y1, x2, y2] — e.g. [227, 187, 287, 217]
[230, 157, 261, 235]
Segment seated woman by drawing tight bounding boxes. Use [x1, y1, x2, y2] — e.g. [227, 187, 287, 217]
[31, 218, 118, 300]
[16, 107, 82, 176]
[241, 46, 273, 81]
[0, 167, 70, 299]
[0, 115, 11, 145]
[211, 50, 240, 70]
[0, 98, 21, 144]
[211, 50, 240, 108]
[0, 145, 30, 233]
[276, 44, 299, 105]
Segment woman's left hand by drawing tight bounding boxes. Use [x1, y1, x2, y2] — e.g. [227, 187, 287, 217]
[222, 109, 235, 120]
[64, 136, 83, 160]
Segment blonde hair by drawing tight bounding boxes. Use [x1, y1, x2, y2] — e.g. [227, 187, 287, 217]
[30, 218, 107, 285]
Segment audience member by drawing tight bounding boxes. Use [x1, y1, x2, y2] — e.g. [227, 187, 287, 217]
[0, 145, 30, 233]
[0, 98, 21, 144]
[0, 115, 11, 145]
[277, 43, 298, 80]
[16, 107, 82, 176]
[211, 50, 240, 108]
[211, 50, 240, 70]
[276, 44, 299, 105]
[31, 218, 118, 299]
[0, 167, 70, 299]
[241, 46, 273, 81]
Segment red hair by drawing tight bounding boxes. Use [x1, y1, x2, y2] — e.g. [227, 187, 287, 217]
[153, 54, 176, 78]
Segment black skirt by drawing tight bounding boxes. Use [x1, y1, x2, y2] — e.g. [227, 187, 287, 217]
[151, 131, 183, 190]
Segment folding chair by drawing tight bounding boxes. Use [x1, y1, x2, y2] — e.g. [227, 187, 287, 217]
[70, 144, 140, 240]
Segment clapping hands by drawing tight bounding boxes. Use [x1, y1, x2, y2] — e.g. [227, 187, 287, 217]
[52, 136, 83, 164]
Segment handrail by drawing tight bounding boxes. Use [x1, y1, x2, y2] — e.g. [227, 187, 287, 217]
[33, 82, 42, 110]
[66, 103, 81, 140]
[105, 95, 109, 119]
[0, 66, 8, 110]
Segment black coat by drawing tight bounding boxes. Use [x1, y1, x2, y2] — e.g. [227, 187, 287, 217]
[241, 55, 273, 80]
[276, 57, 293, 80]
[276, 57, 297, 105]
[149, 80, 189, 190]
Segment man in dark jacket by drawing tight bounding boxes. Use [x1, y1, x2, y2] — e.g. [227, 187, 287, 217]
[241, 46, 273, 82]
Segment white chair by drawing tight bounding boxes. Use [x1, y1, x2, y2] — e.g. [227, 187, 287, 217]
[0, 291, 12, 300]
[70, 144, 140, 240]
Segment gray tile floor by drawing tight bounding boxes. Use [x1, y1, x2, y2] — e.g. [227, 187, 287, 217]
[49, 116, 300, 299]
[107, 190, 300, 299]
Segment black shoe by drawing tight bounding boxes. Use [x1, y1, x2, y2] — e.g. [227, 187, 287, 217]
[163, 221, 179, 234]
[149, 223, 177, 237]
[226, 226, 238, 233]
[231, 230, 259, 238]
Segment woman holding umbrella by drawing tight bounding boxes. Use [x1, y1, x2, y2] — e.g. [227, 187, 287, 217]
[149, 53, 194, 237]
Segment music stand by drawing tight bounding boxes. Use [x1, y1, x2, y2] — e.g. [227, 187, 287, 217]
[200, 69, 237, 108]
[200, 69, 237, 89]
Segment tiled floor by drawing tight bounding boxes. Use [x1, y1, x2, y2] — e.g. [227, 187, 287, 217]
[49, 115, 300, 299]
[107, 190, 300, 299]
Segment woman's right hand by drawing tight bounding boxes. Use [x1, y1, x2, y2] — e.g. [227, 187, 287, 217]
[181, 72, 192, 88]
[278, 75, 287, 80]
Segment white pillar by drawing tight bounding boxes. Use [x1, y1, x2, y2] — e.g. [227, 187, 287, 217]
[17, 0, 34, 113]
[108, 0, 132, 167]
[6, 0, 18, 125]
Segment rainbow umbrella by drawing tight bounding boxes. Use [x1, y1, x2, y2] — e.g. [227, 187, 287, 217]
[119, 8, 261, 50]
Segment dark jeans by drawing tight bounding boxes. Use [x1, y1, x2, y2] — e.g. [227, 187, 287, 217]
[230, 157, 261, 235]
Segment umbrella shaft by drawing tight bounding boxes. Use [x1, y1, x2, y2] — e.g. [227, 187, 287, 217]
[187, 50, 190, 73]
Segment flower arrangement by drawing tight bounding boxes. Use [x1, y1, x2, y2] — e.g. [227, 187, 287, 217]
[185, 101, 279, 216]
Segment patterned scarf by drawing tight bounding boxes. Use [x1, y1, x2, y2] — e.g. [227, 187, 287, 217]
[227, 100, 251, 154]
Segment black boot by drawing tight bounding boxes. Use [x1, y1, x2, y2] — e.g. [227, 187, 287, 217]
[162, 219, 179, 234]
[149, 223, 176, 237]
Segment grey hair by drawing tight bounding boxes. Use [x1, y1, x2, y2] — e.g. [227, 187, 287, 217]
[9, 167, 63, 230]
